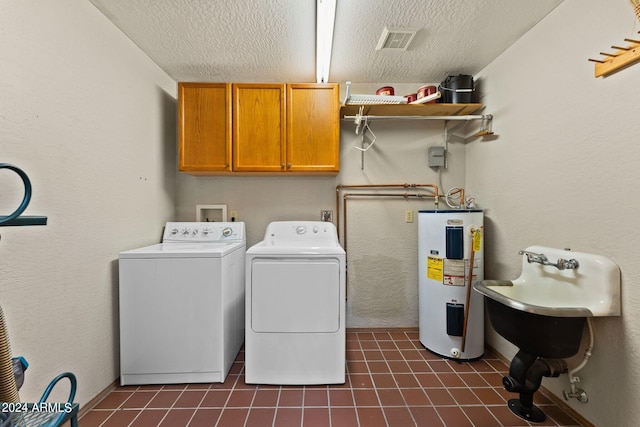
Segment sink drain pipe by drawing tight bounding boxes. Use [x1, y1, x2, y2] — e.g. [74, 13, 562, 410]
[564, 317, 594, 403]
[503, 352, 569, 422]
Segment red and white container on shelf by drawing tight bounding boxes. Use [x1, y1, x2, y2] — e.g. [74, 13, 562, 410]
[376, 86, 395, 96]
[404, 93, 418, 103]
[417, 85, 438, 103]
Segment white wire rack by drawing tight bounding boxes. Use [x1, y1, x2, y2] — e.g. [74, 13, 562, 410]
[342, 81, 407, 105]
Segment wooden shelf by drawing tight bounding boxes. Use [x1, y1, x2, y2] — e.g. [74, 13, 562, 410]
[340, 103, 483, 117]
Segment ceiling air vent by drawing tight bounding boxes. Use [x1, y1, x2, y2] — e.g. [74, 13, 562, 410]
[375, 27, 420, 51]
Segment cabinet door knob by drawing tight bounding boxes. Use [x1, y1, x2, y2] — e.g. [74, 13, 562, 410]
[287, 163, 292, 169]
[281, 163, 285, 168]
[225, 163, 230, 168]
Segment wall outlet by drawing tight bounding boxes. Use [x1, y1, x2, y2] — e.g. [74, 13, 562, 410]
[405, 209, 414, 223]
[229, 210, 238, 222]
[321, 210, 333, 222]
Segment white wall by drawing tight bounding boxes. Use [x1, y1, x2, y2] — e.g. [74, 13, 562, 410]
[1, 0, 176, 405]
[176, 82, 467, 327]
[468, 0, 640, 425]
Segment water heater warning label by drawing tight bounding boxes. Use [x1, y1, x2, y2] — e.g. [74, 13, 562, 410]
[443, 259, 467, 286]
[426, 256, 443, 281]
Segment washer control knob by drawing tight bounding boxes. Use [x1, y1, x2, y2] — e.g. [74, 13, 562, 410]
[313, 226, 318, 233]
[222, 227, 233, 237]
[170, 228, 179, 235]
[296, 226, 306, 235]
[201, 227, 211, 235]
[181, 228, 190, 236]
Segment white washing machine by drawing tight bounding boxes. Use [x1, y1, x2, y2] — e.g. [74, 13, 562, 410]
[118, 222, 245, 385]
[245, 221, 346, 385]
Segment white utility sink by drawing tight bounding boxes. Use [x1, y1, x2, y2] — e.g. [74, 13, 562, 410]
[474, 245, 621, 317]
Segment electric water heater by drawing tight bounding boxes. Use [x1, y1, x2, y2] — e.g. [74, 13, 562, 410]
[418, 210, 484, 360]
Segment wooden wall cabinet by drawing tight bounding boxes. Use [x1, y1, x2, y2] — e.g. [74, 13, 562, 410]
[178, 82, 339, 175]
[232, 83, 286, 172]
[178, 83, 232, 173]
[286, 83, 340, 173]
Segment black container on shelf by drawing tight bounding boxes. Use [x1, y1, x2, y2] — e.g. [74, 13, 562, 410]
[438, 74, 474, 103]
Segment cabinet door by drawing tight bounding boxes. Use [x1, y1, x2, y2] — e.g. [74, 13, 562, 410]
[178, 83, 232, 172]
[232, 83, 286, 172]
[286, 83, 339, 173]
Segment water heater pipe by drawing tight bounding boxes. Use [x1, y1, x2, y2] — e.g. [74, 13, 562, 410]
[335, 184, 440, 243]
[341, 192, 436, 253]
[445, 187, 465, 209]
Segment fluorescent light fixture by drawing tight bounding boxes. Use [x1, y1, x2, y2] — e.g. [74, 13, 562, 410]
[316, 0, 337, 83]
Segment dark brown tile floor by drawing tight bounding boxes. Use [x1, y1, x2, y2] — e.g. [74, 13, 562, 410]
[80, 329, 583, 427]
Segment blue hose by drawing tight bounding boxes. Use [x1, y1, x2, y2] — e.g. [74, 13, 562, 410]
[0, 163, 32, 224]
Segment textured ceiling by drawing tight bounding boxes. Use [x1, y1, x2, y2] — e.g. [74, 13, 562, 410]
[88, 0, 563, 84]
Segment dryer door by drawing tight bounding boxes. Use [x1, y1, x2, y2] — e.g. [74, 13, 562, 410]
[251, 258, 340, 333]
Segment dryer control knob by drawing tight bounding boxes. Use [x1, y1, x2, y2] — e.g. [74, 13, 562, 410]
[296, 226, 306, 234]
[222, 227, 233, 237]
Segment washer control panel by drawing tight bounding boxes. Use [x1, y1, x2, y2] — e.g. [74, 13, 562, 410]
[162, 222, 245, 243]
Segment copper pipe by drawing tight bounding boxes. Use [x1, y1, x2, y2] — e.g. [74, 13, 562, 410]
[341, 191, 438, 254]
[336, 184, 440, 242]
[337, 185, 467, 302]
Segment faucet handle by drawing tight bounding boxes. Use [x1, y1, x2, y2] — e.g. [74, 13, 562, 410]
[518, 250, 535, 263]
[518, 250, 547, 264]
[557, 258, 580, 270]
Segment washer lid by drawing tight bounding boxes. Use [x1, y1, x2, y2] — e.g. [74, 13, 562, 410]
[119, 242, 245, 259]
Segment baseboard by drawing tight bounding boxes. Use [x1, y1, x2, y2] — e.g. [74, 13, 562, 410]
[77, 379, 118, 419]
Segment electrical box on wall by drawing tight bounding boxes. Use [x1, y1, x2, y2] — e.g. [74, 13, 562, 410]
[196, 204, 227, 222]
[428, 146, 446, 168]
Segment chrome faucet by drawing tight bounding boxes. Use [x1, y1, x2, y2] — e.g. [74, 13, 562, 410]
[519, 250, 579, 270]
[556, 257, 580, 270]
[519, 250, 548, 264]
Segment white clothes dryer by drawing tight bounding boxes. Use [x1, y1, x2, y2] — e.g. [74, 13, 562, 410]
[118, 222, 245, 385]
[245, 221, 346, 385]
